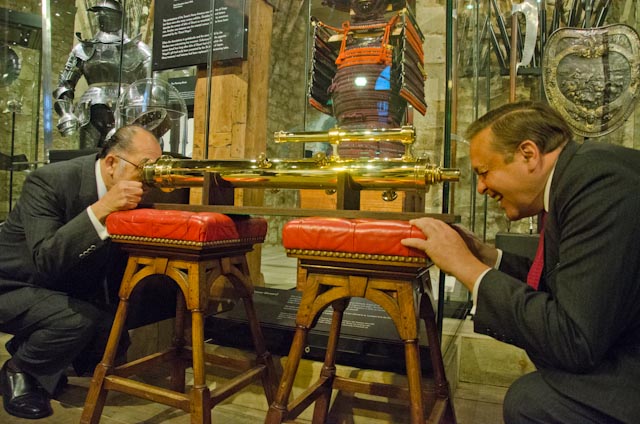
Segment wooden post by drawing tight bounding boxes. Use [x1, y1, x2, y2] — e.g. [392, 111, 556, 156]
[192, 0, 274, 206]
[192, 1, 274, 285]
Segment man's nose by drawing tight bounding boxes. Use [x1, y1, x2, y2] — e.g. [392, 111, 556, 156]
[476, 178, 487, 195]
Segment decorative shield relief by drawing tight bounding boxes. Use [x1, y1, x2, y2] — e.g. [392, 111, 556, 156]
[543, 24, 640, 137]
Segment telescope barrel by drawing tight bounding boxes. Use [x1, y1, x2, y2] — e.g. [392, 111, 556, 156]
[142, 156, 460, 192]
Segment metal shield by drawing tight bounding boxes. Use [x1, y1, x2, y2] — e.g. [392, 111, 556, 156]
[543, 24, 640, 137]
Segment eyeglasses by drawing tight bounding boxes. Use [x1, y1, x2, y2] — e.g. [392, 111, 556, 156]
[116, 155, 149, 180]
[116, 155, 147, 169]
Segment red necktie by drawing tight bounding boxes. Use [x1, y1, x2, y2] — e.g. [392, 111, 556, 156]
[527, 212, 546, 290]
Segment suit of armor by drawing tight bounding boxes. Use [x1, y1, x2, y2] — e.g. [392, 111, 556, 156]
[53, 0, 151, 149]
[309, 0, 427, 158]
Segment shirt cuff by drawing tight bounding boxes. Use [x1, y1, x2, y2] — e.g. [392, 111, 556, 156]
[470, 248, 503, 315]
[87, 206, 109, 240]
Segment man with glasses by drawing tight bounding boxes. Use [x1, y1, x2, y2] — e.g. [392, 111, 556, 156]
[0, 125, 161, 419]
[403, 101, 640, 423]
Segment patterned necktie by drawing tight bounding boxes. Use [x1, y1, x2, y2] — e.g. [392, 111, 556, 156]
[527, 212, 546, 290]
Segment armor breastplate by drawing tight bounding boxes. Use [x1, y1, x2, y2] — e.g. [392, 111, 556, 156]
[81, 39, 150, 85]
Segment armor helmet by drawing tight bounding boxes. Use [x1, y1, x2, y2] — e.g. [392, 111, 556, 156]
[87, 0, 123, 34]
[87, 0, 122, 13]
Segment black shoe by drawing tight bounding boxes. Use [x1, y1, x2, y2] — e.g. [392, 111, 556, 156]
[0, 361, 53, 419]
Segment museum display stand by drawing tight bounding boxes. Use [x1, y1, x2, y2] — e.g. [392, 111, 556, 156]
[264, 217, 456, 424]
[80, 208, 278, 423]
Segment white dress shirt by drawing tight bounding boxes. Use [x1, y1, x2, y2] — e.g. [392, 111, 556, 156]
[86, 159, 109, 240]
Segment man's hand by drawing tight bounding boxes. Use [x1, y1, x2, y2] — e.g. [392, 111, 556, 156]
[90, 180, 144, 223]
[401, 218, 491, 291]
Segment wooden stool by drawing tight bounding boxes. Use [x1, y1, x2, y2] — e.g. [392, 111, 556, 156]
[265, 217, 456, 424]
[81, 209, 278, 424]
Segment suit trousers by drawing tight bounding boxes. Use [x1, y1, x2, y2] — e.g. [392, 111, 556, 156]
[0, 287, 129, 395]
[503, 371, 624, 424]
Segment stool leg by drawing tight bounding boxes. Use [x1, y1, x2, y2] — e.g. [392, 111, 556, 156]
[81, 296, 131, 424]
[392, 282, 425, 424]
[190, 308, 211, 424]
[265, 274, 328, 424]
[170, 290, 187, 393]
[420, 293, 456, 424]
[223, 255, 278, 404]
[404, 338, 425, 424]
[312, 298, 349, 424]
[264, 323, 310, 424]
[242, 295, 278, 404]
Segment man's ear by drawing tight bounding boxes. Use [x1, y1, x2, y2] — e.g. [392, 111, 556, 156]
[518, 140, 540, 163]
[103, 154, 117, 176]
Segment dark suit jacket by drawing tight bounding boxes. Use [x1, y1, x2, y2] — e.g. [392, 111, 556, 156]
[475, 140, 640, 422]
[0, 154, 118, 322]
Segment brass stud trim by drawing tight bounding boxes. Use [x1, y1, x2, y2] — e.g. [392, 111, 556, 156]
[285, 248, 425, 263]
[110, 234, 265, 247]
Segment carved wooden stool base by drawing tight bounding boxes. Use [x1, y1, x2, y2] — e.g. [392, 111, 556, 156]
[80, 209, 277, 424]
[265, 217, 456, 424]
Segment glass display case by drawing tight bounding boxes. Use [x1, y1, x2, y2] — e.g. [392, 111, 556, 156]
[454, 0, 640, 241]
[0, 4, 44, 218]
[5, 0, 640, 226]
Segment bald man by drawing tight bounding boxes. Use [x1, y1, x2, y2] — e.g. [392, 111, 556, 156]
[0, 125, 162, 419]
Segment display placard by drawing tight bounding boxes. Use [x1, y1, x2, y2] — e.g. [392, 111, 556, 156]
[205, 286, 436, 373]
[168, 75, 196, 115]
[152, 0, 246, 71]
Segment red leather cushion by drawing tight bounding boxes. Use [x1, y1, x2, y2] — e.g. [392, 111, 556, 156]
[106, 209, 267, 242]
[282, 217, 426, 258]
[232, 215, 268, 240]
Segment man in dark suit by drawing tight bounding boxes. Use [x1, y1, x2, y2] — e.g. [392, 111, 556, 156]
[0, 125, 162, 419]
[403, 101, 640, 423]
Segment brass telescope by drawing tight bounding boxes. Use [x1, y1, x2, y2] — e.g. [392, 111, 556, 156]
[142, 154, 460, 193]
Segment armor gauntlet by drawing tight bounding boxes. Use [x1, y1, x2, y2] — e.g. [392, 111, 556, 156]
[53, 95, 79, 136]
[53, 53, 83, 136]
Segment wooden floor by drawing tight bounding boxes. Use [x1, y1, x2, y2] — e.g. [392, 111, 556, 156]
[0, 245, 506, 423]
